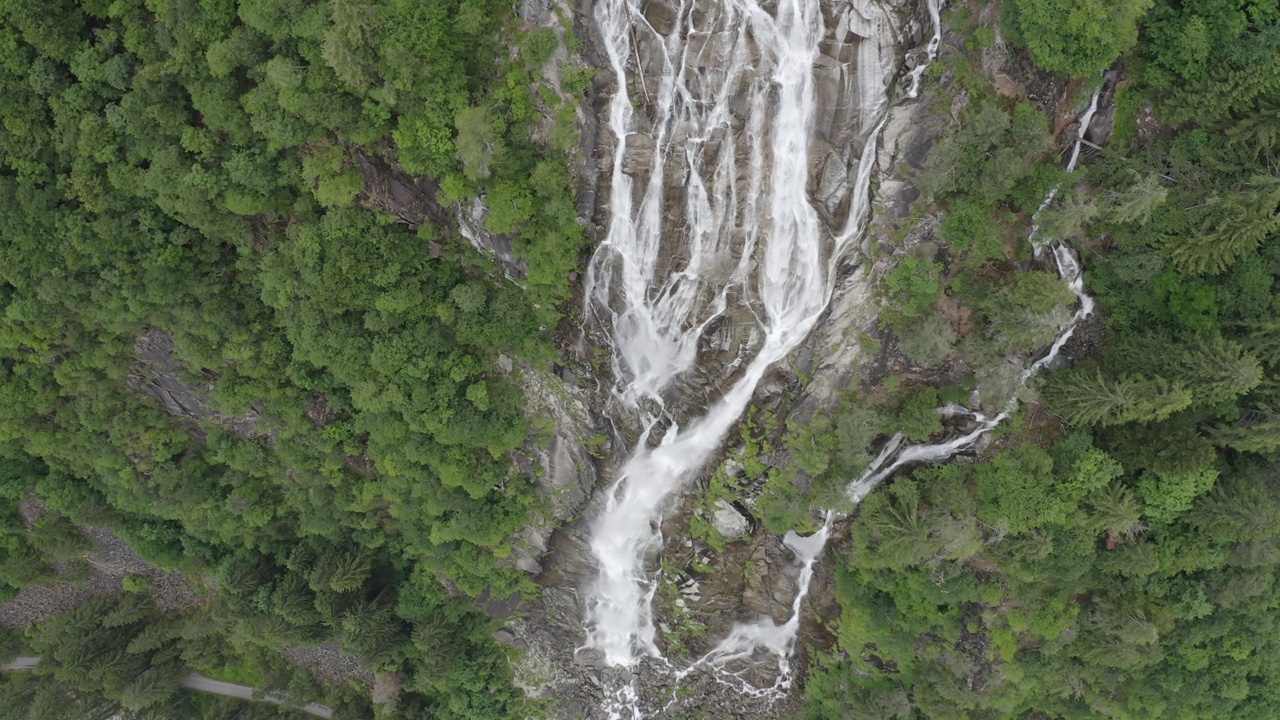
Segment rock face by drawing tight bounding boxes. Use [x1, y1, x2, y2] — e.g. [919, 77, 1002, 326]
[621, 133, 656, 176]
[456, 197, 532, 282]
[126, 328, 267, 440]
[353, 152, 453, 231]
[505, 357, 604, 578]
[508, 0, 947, 717]
[711, 500, 750, 539]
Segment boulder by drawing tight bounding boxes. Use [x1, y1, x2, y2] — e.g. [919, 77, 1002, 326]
[712, 500, 750, 539]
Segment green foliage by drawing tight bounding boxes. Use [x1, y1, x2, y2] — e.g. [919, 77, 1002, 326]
[894, 387, 943, 442]
[1164, 179, 1280, 275]
[1144, 1, 1280, 125]
[895, 314, 957, 368]
[976, 270, 1076, 355]
[881, 258, 941, 321]
[1137, 467, 1218, 525]
[0, 1, 574, 716]
[919, 100, 1053, 208]
[454, 106, 505, 182]
[938, 199, 1005, 264]
[28, 513, 92, 562]
[1044, 368, 1192, 427]
[1011, 0, 1154, 77]
[1104, 172, 1169, 225]
[807, 7, 1280, 717]
[121, 574, 154, 593]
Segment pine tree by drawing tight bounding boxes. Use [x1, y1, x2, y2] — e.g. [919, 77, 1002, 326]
[1226, 98, 1280, 159]
[28, 679, 90, 720]
[113, 663, 186, 711]
[322, 547, 373, 594]
[1172, 334, 1263, 404]
[1104, 173, 1168, 225]
[28, 513, 91, 562]
[340, 601, 405, 666]
[1045, 368, 1193, 427]
[1188, 475, 1280, 542]
[217, 549, 275, 601]
[271, 572, 321, 627]
[1236, 318, 1280, 366]
[1088, 482, 1145, 544]
[1039, 189, 1100, 241]
[125, 619, 180, 656]
[100, 594, 151, 629]
[863, 495, 939, 570]
[1167, 180, 1280, 275]
[1210, 409, 1280, 453]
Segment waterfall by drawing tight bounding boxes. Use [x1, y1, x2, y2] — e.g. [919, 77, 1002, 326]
[578, 0, 1102, 712]
[582, 0, 897, 679]
[679, 90, 1107, 709]
[904, 0, 942, 98]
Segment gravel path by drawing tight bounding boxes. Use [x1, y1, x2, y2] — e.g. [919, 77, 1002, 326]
[182, 673, 335, 719]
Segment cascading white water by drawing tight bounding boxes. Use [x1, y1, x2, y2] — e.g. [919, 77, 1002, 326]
[582, 0, 898, 678]
[688, 90, 1110, 696]
[580, 0, 1102, 711]
[844, 91, 1104, 504]
[904, 0, 942, 98]
[673, 514, 832, 694]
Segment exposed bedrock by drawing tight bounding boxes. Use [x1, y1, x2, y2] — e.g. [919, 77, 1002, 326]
[504, 0, 951, 717]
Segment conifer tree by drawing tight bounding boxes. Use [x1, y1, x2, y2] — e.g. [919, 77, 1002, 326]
[1088, 482, 1145, 544]
[101, 593, 152, 629]
[271, 572, 322, 627]
[28, 513, 91, 562]
[1171, 334, 1263, 404]
[1167, 180, 1280, 275]
[1188, 475, 1280, 542]
[114, 663, 186, 711]
[1210, 409, 1280, 454]
[1104, 173, 1168, 225]
[340, 602, 404, 667]
[862, 489, 939, 570]
[323, 547, 373, 593]
[1045, 368, 1192, 427]
[1236, 318, 1280, 366]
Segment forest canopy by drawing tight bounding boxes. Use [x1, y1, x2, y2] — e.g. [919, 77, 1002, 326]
[0, 0, 590, 717]
[804, 1, 1280, 718]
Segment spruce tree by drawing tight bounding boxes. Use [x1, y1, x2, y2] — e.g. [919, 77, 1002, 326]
[323, 547, 372, 593]
[1088, 482, 1145, 544]
[1236, 318, 1280, 366]
[1210, 409, 1280, 453]
[1045, 369, 1193, 427]
[1104, 173, 1168, 225]
[271, 572, 322, 627]
[114, 664, 186, 712]
[1167, 181, 1280, 275]
[1173, 334, 1263, 404]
